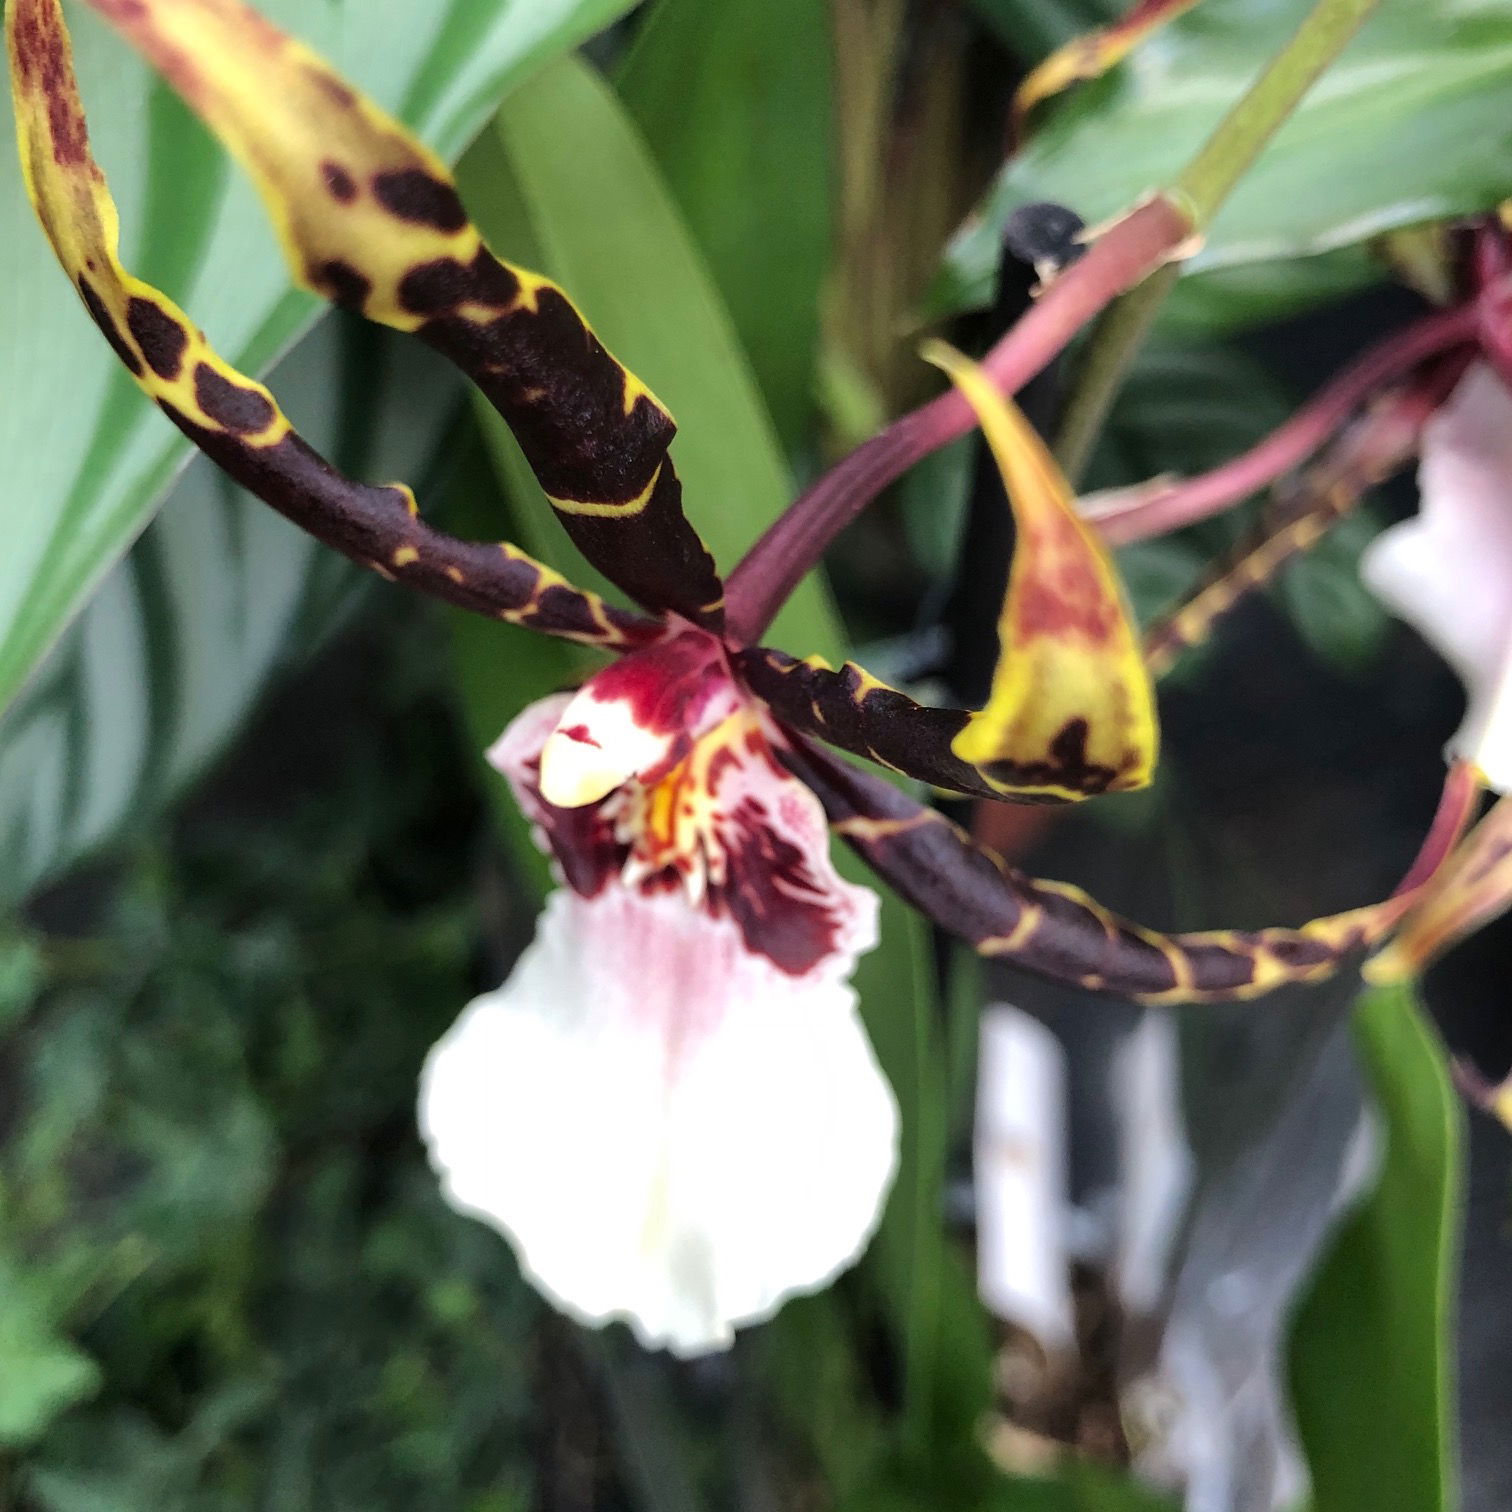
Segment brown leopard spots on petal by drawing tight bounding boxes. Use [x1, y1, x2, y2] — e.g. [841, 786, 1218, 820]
[1263, 933, 1340, 969]
[311, 258, 371, 311]
[398, 251, 520, 317]
[319, 159, 356, 202]
[11, 0, 90, 168]
[979, 717, 1120, 797]
[528, 584, 610, 640]
[125, 296, 187, 380]
[466, 247, 526, 308]
[371, 168, 467, 232]
[15, 0, 720, 626]
[308, 66, 358, 110]
[193, 362, 275, 435]
[397, 257, 469, 316]
[77, 274, 143, 376]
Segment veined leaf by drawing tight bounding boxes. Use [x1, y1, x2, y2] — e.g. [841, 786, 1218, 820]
[1288, 981, 1462, 1512]
[0, 318, 460, 906]
[617, 0, 832, 451]
[0, 0, 638, 718]
[938, 0, 1512, 319]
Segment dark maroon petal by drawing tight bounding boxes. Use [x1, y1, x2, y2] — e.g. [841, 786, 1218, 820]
[782, 738, 1400, 1005]
[713, 790, 842, 976]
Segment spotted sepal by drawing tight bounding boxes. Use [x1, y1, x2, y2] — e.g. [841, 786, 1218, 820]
[6, 0, 659, 652]
[72, 0, 724, 630]
[735, 346, 1157, 803]
[926, 341, 1158, 798]
[782, 739, 1427, 1006]
[1144, 493, 1353, 677]
[736, 648, 1018, 802]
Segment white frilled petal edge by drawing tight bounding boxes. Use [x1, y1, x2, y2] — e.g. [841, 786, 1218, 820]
[1362, 361, 1512, 791]
[420, 690, 898, 1357]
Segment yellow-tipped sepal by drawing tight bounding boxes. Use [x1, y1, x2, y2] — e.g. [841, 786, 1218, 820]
[923, 340, 1158, 801]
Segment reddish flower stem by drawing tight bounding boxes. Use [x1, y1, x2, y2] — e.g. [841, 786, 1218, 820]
[1085, 303, 1480, 547]
[1393, 759, 1483, 900]
[723, 196, 1193, 645]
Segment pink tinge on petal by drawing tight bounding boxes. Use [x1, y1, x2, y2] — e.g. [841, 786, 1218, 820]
[1362, 362, 1512, 790]
[419, 881, 894, 1357]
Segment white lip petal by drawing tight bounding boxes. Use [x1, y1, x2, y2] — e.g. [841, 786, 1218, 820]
[1362, 362, 1512, 790]
[419, 884, 895, 1357]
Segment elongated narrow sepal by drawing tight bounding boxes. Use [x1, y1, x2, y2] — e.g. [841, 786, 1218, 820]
[1145, 501, 1350, 676]
[7, 0, 656, 650]
[1014, 0, 1203, 125]
[924, 341, 1158, 799]
[734, 648, 998, 800]
[784, 740, 1464, 1006]
[77, 0, 724, 627]
[1366, 792, 1512, 984]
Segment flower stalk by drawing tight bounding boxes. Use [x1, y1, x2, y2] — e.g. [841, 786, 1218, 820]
[729, 0, 1386, 638]
[724, 196, 1191, 642]
[1053, 0, 1386, 477]
[1084, 305, 1480, 546]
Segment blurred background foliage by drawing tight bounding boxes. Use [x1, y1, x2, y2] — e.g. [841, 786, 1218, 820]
[1, 0, 1510, 1507]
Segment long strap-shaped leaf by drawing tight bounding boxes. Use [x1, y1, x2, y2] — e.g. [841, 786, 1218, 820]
[67, 0, 725, 629]
[784, 738, 1475, 1005]
[738, 344, 1158, 803]
[7, 0, 660, 652]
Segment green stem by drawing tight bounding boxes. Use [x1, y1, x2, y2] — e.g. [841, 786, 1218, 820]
[1054, 0, 1383, 478]
[1175, 0, 1382, 225]
[1054, 263, 1179, 482]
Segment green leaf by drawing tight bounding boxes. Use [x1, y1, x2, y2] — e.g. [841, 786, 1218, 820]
[937, 0, 1512, 322]
[980, 1461, 1178, 1512]
[0, 316, 462, 907]
[852, 864, 995, 1461]
[617, 0, 832, 450]
[0, 0, 638, 719]
[1288, 980, 1462, 1512]
[0, 1264, 100, 1449]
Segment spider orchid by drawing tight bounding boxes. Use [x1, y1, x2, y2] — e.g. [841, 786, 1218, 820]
[1362, 360, 1512, 986]
[8, 0, 1490, 1354]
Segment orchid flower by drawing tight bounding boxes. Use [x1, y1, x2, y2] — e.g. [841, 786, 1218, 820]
[1358, 361, 1512, 988]
[9, 0, 1468, 1354]
[1362, 361, 1512, 795]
